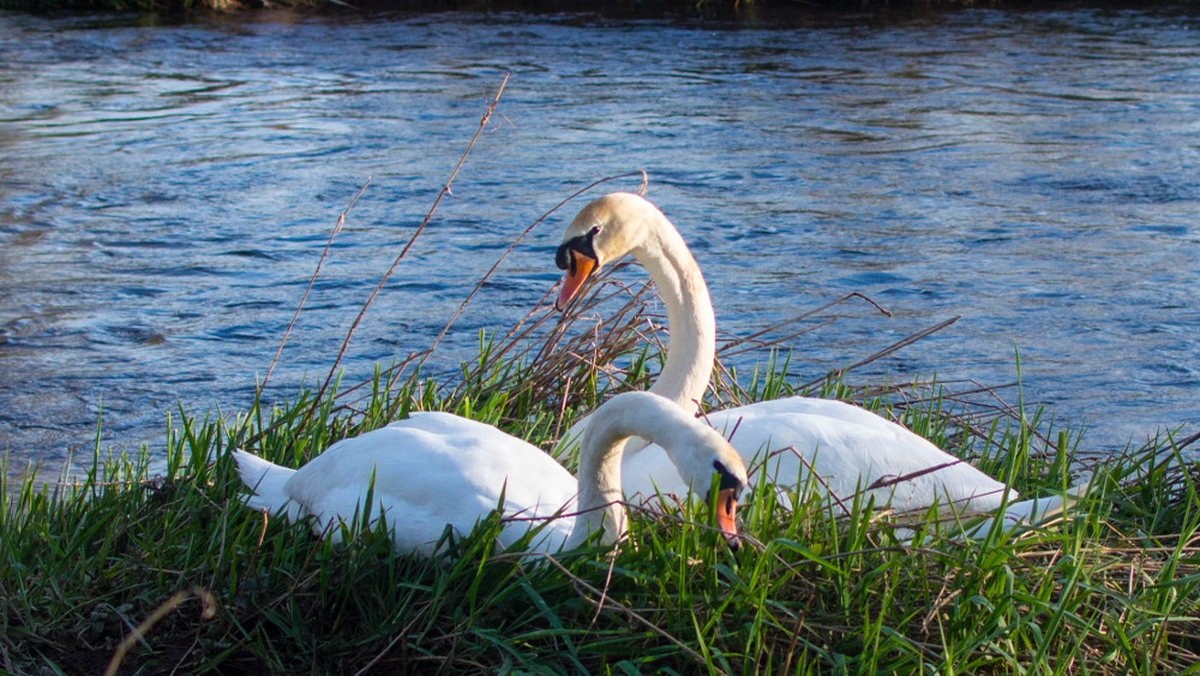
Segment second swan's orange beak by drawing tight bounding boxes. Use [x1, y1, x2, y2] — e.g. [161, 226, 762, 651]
[554, 249, 597, 311]
[716, 487, 740, 551]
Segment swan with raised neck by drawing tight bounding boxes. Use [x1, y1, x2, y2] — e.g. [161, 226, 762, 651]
[556, 192, 716, 415]
[554, 192, 1031, 518]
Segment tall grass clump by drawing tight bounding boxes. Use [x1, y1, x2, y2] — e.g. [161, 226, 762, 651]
[4, 80, 1200, 674]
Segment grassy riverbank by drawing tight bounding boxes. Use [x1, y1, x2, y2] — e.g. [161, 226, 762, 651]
[2, 325, 1198, 674]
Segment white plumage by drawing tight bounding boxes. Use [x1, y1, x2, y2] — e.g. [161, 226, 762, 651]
[621, 397, 1006, 514]
[235, 412, 578, 556]
[234, 391, 748, 556]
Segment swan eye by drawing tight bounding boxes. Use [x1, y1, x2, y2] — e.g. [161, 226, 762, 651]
[555, 242, 571, 271]
[555, 233, 599, 272]
[712, 461, 743, 495]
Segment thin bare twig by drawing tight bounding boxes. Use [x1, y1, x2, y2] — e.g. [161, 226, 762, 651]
[538, 554, 721, 674]
[105, 587, 216, 676]
[306, 74, 511, 425]
[262, 177, 372, 390]
[717, 292, 893, 358]
[413, 170, 653, 377]
[797, 315, 962, 392]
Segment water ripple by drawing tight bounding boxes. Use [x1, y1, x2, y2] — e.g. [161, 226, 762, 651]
[1, 7, 1198, 467]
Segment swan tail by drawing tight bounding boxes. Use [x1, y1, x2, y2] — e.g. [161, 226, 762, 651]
[232, 449, 299, 520]
[962, 480, 1091, 539]
[998, 494, 1070, 527]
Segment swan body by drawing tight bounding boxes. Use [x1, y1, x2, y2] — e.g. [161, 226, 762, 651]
[554, 192, 1060, 527]
[234, 391, 747, 556]
[620, 396, 1007, 514]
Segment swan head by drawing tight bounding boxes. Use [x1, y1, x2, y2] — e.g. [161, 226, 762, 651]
[644, 422, 747, 551]
[691, 429, 750, 551]
[578, 391, 750, 551]
[554, 192, 661, 311]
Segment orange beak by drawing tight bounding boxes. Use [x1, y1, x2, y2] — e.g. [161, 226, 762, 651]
[554, 249, 597, 311]
[716, 487, 740, 551]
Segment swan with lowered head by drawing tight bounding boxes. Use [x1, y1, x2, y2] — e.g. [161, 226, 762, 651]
[233, 391, 748, 556]
[554, 192, 1059, 523]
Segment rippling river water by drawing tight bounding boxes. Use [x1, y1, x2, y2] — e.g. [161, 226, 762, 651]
[1, 6, 1198, 472]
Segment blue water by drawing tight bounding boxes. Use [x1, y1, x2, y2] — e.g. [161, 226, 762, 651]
[1, 7, 1198, 472]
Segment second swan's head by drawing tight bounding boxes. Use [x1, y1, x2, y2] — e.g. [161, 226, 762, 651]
[554, 192, 667, 311]
[582, 391, 750, 551]
[656, 419, 748, 551]
[701, 431, 750, 551]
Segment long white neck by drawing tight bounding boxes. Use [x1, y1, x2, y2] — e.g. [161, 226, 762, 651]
[633, 210, 716, 416]
[566, 392, 711, 549]
[553, 199, 717, 459]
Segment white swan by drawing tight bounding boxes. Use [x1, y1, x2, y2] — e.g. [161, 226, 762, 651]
[233, 391, 748, 556]
[554, 192, 1070, 527]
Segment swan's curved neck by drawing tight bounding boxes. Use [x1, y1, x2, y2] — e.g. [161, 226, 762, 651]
[633, 213, 716, 416]
[567, 393, 708, 549]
